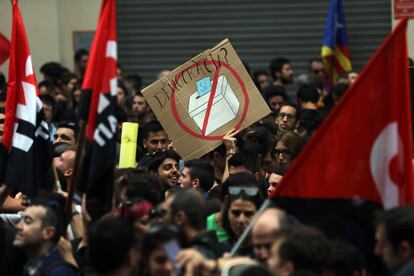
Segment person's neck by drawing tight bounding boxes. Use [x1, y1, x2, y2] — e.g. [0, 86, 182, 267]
[136, 113, 151, 125]
[26, 242, 54, 261]
[273, 79, 283, 86]
[185, 226, 201, 241]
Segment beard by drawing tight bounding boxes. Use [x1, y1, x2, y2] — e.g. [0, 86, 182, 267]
[281, 76, 293, 85]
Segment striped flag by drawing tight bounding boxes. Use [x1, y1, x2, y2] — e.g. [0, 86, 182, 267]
[321, 0, 352, 84]
[0, 0, 52, 196]
[77, 0, 118, 220]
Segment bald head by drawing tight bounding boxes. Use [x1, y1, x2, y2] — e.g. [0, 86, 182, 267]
[252, 208, 290, 266]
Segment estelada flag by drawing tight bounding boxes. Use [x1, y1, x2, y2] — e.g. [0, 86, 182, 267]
[0, 32, 10, 65]
[321, 0, 352, 84]
[274, 18, 413, 209]
[77, 0, 117, 219]
[0, 0, 52, 196]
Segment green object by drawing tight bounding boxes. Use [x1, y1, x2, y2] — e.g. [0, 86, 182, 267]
[207, 212, 229, 243]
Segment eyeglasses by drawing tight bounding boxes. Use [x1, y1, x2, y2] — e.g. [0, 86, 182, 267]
[277, 112, 296, 121]
[228, 186, 259, 197]
[230, 209, 255, 218]
[272, 149, 293, 158]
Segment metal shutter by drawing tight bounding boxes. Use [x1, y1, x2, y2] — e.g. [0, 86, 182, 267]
[117, 0, 391, 87]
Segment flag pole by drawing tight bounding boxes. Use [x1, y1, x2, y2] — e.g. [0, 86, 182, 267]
[229, 199, 271, 257]
[65, 121, 86, 220]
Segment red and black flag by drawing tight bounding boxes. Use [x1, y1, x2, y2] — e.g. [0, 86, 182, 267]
[274, 18, 413, 207]
[272, 19, 411, 274]
[0, 0, 52, 196]
[77, 0, 118, 219]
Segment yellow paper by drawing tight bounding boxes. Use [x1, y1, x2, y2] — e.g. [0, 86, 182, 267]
[119, 122, 139, 168]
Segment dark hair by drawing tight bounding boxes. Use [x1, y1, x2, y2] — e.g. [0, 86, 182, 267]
[297, 84, 320, 104]
[38, 80, 57, 96]
[88, 217, 135, 274]
[308, 58, 323, 69]
[264, 85, 288, 102]
[147, 150, 181, 173]
[56, 121, 79, 141]
[61, 72, 78, 86]
[297, 109, 324, 136]
[74, 48, 89, 62]
[274, 131, 304, 160]
[122, 171, 164, 206]
[331, 83, 349, 102]
[279, 103, 300, 121]
[140, 222, 187, 275]
[171, 188, 207, 231]
[125, 74, 143, 92]
[29, 193, 67, 244]
[324, 240, 364, 276]
[39, 94, 56, 109]
[39, 62, 65, 84]
[252, 69, 269, 90]
[142, 120, 165, 140]
[221, 173, 264, 240]
[278, 226, 331, 273]
[228, 150, 261, 174]
[269, 57, 290, 80]
[117, 80, 129, 97]
[184, 159, 214, 192]
[375, 206, 414, 252]
[0, 72, 6, 95]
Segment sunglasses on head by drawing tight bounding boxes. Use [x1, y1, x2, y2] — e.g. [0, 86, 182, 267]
[228, 186, 259, 197]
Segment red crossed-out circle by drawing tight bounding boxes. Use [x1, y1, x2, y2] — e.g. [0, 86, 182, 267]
[170, 60, 249, 140]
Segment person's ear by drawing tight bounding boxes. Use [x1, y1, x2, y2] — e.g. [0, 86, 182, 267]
[174, 211, 186, 226]
[64, 169, 73, 177]
[128, 248, 141, 268]
[142, 139, 147, 149]
[281, 261, 294, 276]
[43, 226, 56, 240]
[192, 179, 200, 189]
[254, 171, 260, 181]
[399, 240, 414, 261]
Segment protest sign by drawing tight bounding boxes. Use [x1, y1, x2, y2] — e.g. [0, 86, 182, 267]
[142, 39, 271, 160]
[119, 122, 138, 168]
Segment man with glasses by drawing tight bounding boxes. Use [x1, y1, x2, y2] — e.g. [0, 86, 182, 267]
[275, 103, 298, 138]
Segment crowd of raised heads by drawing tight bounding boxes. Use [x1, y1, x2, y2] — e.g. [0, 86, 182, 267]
[1, 50, 414, 276]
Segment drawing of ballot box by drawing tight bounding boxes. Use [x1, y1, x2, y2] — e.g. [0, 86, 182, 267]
[188, 75, 240, 135]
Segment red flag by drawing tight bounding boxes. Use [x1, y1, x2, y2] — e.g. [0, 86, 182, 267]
[0, 0, 51, 196]
[274, 18, 413, 209]
[77, 0, 117, 219]
[0, 32, 10, 65]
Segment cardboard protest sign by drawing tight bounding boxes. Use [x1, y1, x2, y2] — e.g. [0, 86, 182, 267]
[142, 39, 271, 160]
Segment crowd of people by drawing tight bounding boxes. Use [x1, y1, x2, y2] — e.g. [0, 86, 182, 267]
[0, 48, 413, 276]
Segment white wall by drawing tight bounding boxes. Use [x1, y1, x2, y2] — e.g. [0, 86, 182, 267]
[0, 0, 100, 80]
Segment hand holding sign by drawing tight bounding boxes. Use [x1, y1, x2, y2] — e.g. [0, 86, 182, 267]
[142, 39, 271, 160]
